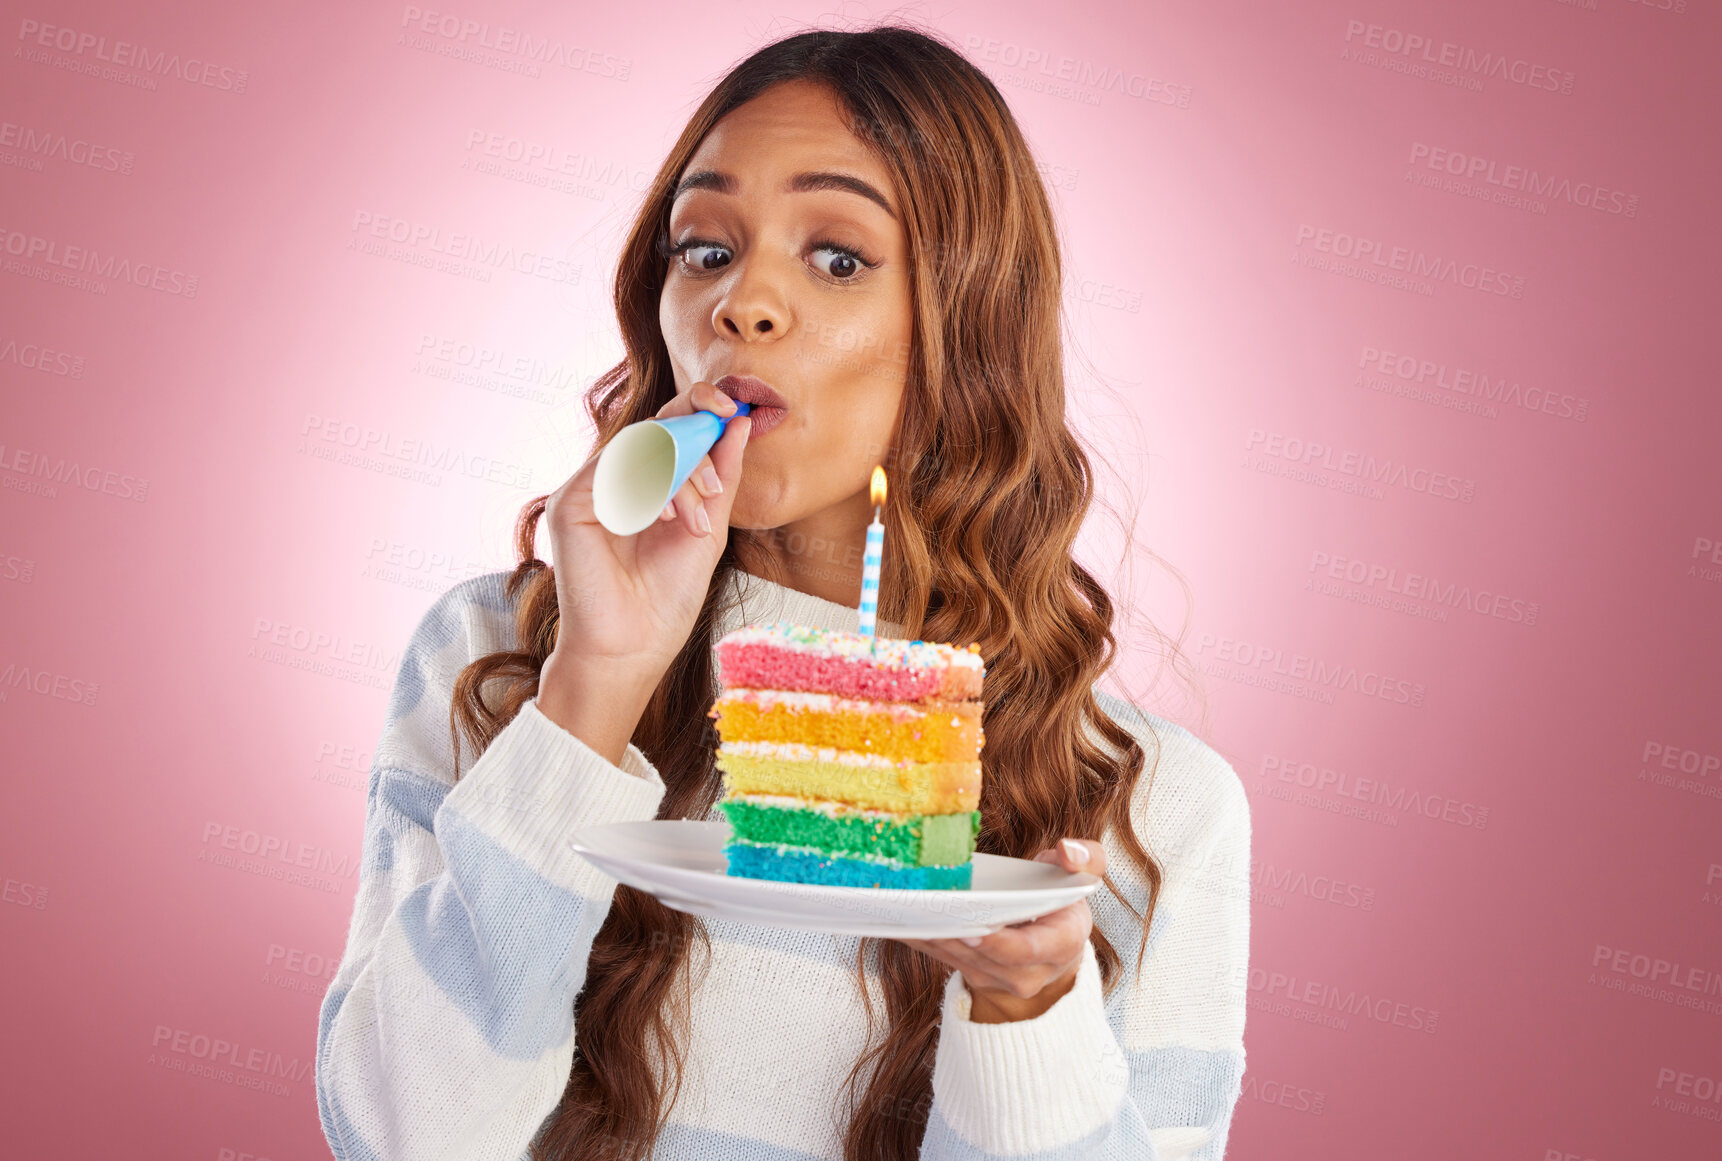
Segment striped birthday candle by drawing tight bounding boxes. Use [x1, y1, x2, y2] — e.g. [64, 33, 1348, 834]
[856, 466, 886, 641]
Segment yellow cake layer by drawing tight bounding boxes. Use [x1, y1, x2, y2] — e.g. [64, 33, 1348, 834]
[715, 746, 981, 813]
[710, 689, 982, 763]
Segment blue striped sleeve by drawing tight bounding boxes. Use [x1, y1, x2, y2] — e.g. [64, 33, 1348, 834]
[919, 705, 1251, 1160]
[315, 579, 669, 1161]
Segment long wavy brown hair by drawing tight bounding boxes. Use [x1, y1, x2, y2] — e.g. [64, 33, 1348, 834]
[445, 22, 1196, 1161]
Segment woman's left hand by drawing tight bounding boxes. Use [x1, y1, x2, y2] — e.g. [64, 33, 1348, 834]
[897, 837, 1104, 1024]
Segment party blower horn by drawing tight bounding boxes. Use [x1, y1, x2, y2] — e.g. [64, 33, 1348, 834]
[592, 401, 753, 535]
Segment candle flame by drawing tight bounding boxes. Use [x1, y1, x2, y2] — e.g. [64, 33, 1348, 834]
[870, 465, 887, 506]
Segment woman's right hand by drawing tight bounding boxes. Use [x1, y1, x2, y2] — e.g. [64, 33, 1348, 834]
[537, 382, 751, 740]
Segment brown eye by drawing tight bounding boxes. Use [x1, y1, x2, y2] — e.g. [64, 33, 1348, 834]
[681, 242, 730, 271]
[810, 242, 874, 281]
[660, 235, 731, 272]
[813, 248, 859, 279]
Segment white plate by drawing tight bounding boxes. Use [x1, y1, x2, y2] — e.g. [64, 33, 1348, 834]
[568, 820, 1101, 939]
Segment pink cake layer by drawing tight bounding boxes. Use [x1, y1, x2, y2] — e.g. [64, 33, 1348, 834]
[715, 623, 983, 703]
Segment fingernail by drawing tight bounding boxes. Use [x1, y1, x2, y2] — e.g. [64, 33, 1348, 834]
[1060, 837, 1089, 865]
[698, 466, 723, 494]
[695, 506, 711, 534]
[662, 502, 675, 520]
[960, 936, 982, 947]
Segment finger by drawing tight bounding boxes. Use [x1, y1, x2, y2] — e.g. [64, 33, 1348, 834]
[703, 413, 751, 510]
[687, 454, 723, 500]
[896, 938, 970, 977]
[543, 450, 606, 535]
[1035, 837, 1105, 876]
[964, 903, 1088, 966]
[917, 941, 1051, 998]
[690, 380, 739, 418]
[710, 409, 750, 468]
[901, 937, 1000, 985]
[655, 389, 693, 419]
[657, 381, 739, 421]
[1069, 838, 1106, 877]
[666, 476, 709, 536]
[662, 424, 748, 538]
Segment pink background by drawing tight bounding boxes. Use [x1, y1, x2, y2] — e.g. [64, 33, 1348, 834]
[4, 2, 1720, 1158]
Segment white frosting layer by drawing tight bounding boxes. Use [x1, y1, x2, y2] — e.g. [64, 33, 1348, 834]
[715, 688, 934, 722]
[723, 791, 904, 821]
[719, 621, 984, 672]
[717, 739, 902, 768]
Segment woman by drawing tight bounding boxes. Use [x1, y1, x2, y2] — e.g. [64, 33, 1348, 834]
[316, 24, 1249, 1161]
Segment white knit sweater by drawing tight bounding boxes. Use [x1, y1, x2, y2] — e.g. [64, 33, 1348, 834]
[315, 567, 1250, 1160]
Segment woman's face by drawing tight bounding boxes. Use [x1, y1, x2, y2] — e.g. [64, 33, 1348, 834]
[659, 78, 912, 540]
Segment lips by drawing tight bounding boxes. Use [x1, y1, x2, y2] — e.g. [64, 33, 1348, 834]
[714, 374, 789, 439]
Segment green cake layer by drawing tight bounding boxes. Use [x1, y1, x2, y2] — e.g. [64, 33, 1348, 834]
[718, 796, 980, 868]
[723, 843, 974, 889]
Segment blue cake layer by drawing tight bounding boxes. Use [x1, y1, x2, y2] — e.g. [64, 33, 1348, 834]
[724, 842, 973, 890]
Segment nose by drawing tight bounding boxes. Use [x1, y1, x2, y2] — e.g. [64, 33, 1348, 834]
[713, 261, 789, 341]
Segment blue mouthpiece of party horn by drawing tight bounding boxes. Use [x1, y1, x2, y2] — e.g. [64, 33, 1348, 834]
[592, 400, 751, 535]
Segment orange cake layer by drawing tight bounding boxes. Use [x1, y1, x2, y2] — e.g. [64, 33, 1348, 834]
[709, 689, 982, 763]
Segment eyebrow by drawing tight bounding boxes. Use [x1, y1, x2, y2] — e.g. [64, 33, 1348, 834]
[671, 168, 897, 220]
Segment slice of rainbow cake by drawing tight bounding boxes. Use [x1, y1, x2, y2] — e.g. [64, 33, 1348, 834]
[709, 623, 985, 889]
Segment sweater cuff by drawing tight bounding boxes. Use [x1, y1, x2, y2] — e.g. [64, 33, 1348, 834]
[932, 939, 1127, 1153]
[438, 696, 666, 893]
